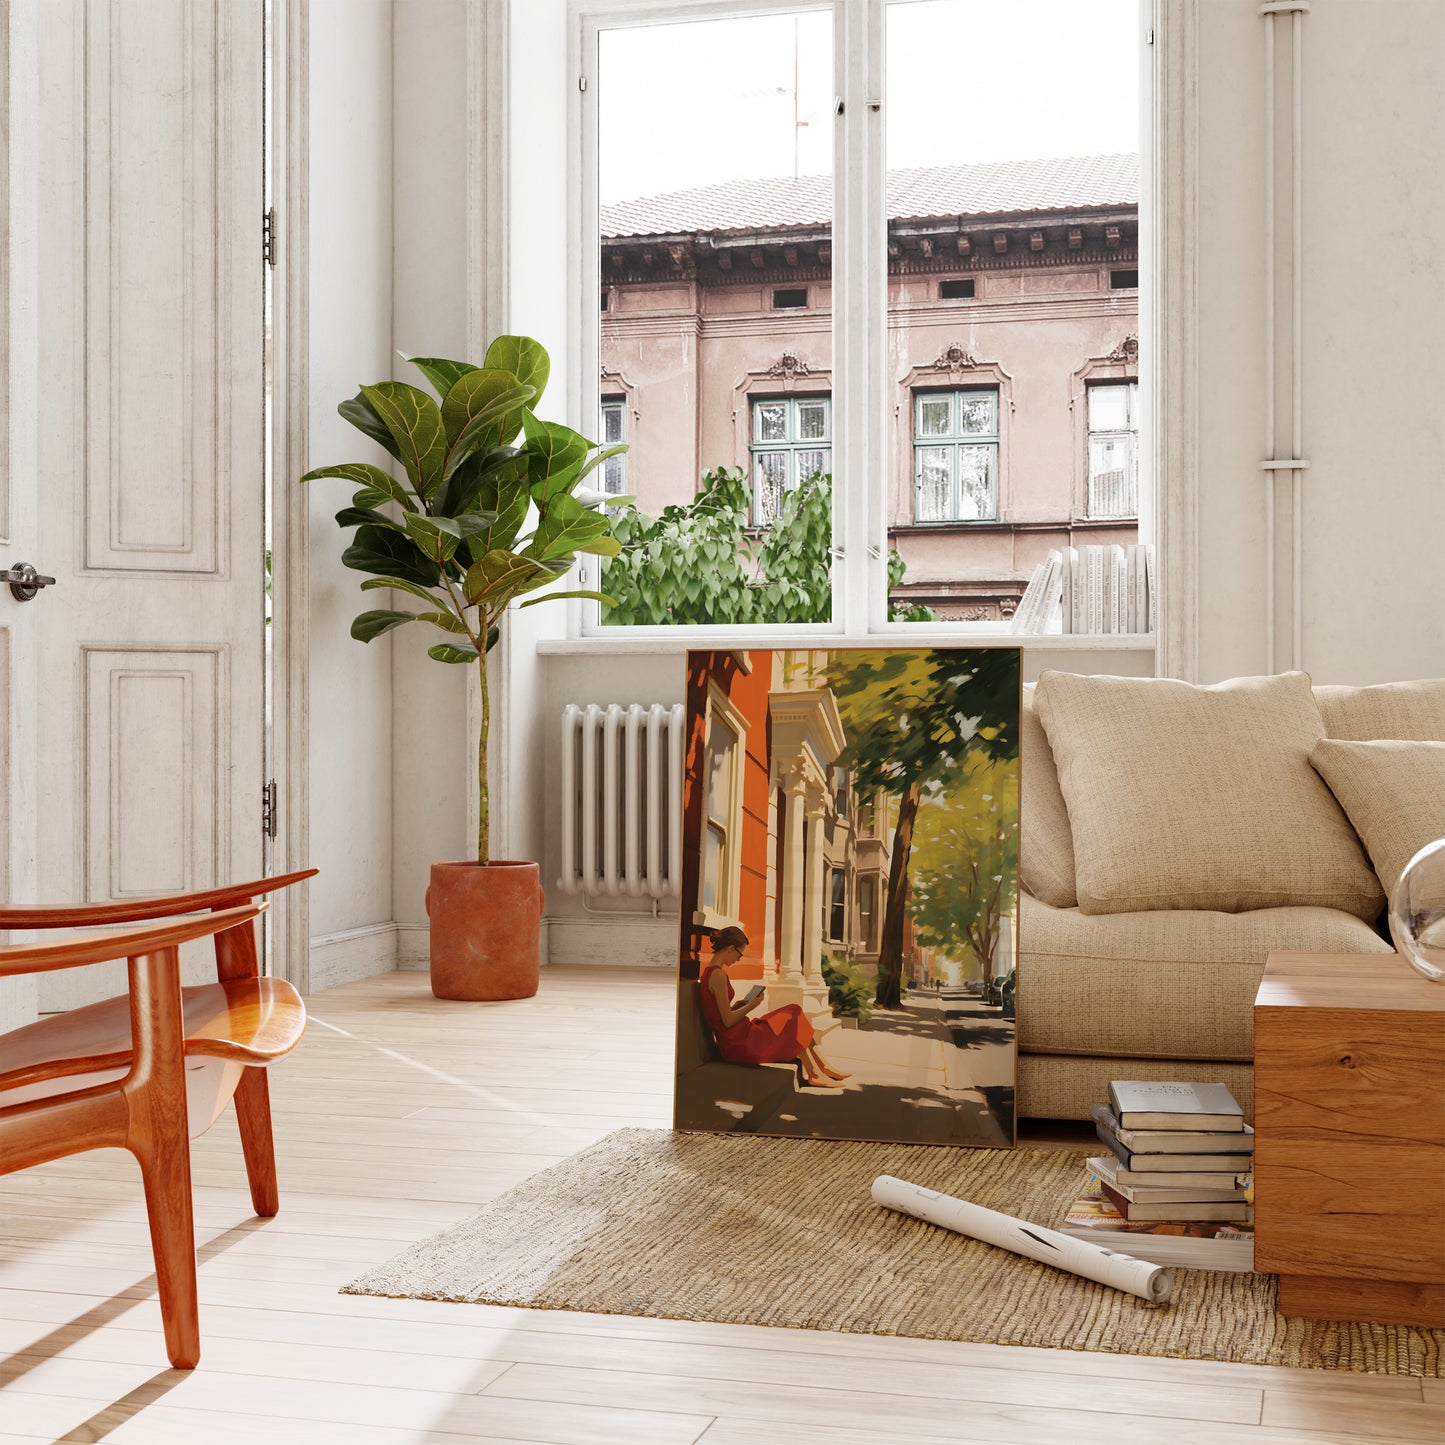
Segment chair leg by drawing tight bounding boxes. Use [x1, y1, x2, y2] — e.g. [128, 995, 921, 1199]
[234, 1066, 280, 1217]
[126, 946, 202, 1370]
[136, 1139, 201, 1369]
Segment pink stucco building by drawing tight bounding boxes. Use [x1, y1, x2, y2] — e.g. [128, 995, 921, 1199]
[600, 153, 1140, 620]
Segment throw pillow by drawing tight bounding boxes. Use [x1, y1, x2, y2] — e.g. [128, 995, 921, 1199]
[1019, 684, 1078, 909]
[1033, 669, 1384, 920]
[1309, 739, 1445, 897]
[1315, 679, 1445, 741]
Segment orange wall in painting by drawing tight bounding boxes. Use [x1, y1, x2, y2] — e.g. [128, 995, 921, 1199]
[731, 650, 774, 978]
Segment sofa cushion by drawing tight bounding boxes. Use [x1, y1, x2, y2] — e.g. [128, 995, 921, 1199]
[1018, 1054, 1257, 1124]
[1310, 739, 1445, 897]
[1019, 892, 1392, 1061]
[1316, 679, 1445, 741]
[1020, 684, 1077, 909]
[1033, 669, 1384, 920]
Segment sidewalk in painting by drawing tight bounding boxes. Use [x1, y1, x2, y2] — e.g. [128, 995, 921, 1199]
[679, 992, 1014, 1147]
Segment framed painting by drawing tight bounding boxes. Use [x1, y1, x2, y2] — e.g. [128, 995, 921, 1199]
[674, 646, 1021, 1147]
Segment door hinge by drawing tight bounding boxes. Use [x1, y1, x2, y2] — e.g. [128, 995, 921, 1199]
[263, 207, 278, 268]
[579, 75, 588, 92]
[262, 779, 279, 839]
[1145, 27, 1155, 44]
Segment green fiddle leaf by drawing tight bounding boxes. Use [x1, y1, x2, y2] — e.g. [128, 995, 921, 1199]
[416, 609, 469, 634]
[359, 575, 447, 607]
[527, 493, 610, 560]
[578, 534, 621, 558]
[463, 549, 568, 609]
[405, 355, 478, 401]
[359, 382, 448, 500]
[299, 460, 416, 512]
[521, 414, 591, 500]
[484, 624, 501, 652]
[428, 640, 480, 664]
[341, 524, 442, 588]
[518, 588, 616, 609]
[437, 445, 526, 518]
[440, 368, 533, 449]
[483, 335, 550, 411]
[337, 395, 402, 463]
[403, 512, 461, 564]
[351, 609, 418, 642]
[334, 506, 401, 531]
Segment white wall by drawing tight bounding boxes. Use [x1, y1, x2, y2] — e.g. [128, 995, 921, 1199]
[1192, 0, 1445, 683]
[390, 0, 472, 963]
[306, 0, 398, 986]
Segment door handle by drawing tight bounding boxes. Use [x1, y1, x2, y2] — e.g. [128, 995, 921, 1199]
[1, 562, 57, 601]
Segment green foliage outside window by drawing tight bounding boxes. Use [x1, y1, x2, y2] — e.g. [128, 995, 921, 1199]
[601, 468, 940, 625]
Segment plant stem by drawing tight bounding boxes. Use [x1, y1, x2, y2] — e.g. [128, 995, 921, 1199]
[478, 633, 491, 865]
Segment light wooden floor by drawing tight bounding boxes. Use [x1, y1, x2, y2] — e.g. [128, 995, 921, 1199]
[2, 966, 1440, 1445]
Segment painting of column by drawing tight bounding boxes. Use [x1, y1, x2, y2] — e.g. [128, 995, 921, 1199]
[675, 647, 1021, 1147]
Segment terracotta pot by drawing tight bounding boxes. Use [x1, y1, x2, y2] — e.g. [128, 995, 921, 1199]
[426, 860, 542, 1001]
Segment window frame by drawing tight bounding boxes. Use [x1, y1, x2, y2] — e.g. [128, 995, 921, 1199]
[567, 0, 1160, 649]
[1084, 379, 1139, 520]
[696, 680, 749, 931]
[750, 394, 833, 526]
[911, 386, 1001, 523]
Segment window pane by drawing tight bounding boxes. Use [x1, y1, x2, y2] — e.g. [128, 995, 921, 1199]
[957, 391, 996, 437]
[957, 445, 996, 520]
[1088, 435, 1135, 518]
[602, 454, 626, 495]
[886, 0, 1139, 621]
[796, 400, 828, 440]
[755, 451, 790, 524]
[702, 824, 724, 911]
[918, 396, 951, 437]
[755, 402, 788, 443]
[597, 9, 834, 626]
[1088, 384, 1129, 432]
[706, 714, 736, 823]
[796, 449, 828, 482]
[917, 447, 953, 521]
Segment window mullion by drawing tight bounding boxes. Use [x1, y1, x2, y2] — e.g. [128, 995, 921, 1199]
[832, 0, 885, 637]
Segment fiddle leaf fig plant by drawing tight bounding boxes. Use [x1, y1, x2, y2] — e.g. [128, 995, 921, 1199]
[301, 335, 625, 863]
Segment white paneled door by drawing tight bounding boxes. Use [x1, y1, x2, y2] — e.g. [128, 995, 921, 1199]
[7, 0, 268, 1014]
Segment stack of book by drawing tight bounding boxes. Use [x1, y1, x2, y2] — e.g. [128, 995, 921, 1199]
[1060, 1080, 1255, 1271]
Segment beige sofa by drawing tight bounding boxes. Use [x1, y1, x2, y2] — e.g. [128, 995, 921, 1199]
[1016, 673, 1445, 1121]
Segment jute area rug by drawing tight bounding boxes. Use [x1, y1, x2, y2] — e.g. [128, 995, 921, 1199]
[343, 1127, 1443, 1376]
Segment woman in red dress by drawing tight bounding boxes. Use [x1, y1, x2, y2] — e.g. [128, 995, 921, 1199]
[699, 927, 848, 1087]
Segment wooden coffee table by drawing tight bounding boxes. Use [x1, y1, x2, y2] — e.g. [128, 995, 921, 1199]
[1254, 951, 1445, 1326]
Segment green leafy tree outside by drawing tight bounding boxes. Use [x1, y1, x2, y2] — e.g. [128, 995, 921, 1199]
[601, 469, 938, 625]
[824, 649, 1018, 1010]
[907, 756, 1019, 987]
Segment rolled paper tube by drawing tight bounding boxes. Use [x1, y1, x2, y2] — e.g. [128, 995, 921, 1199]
[871, 1174, 1173, 1304]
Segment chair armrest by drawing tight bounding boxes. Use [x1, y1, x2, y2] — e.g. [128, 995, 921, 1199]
[0, 903, 266, 976]
[0, 869, 315, 929]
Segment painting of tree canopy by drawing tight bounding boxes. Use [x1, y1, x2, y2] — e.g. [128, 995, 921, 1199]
[675, 646, 1021, 1147]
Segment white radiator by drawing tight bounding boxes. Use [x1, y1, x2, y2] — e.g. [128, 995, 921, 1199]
[558, 703, 685, 898]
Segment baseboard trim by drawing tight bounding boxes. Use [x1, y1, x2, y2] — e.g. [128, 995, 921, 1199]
[307, 922, 399, 993]
[545, 914, 677, 967]
[396, 921, 430, 971]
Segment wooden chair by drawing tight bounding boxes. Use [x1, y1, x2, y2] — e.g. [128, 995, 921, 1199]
[0, 870, 315, 1368]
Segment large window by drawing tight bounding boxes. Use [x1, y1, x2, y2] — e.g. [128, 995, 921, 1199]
[913, 389, 999, 523]
[1086, 381, 1138, 519]
[583, 0, 1145, 633]
[752, 396, 831, 525]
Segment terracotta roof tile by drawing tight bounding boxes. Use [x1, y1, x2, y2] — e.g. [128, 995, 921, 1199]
[601, 154, 1138, 239]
